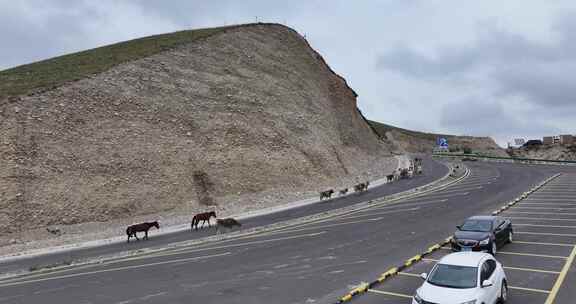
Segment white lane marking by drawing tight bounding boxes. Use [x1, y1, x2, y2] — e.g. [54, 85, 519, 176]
[0, 252, 232, 288]
[365, 199, 448, 211]
[139, 292, 168, 301]
[0, 294, 25, 302]
[420, 192, 470, 199]
[128, 232, 327, 261]
[516, 231, 576, 237]
[519, 203, 576, 206]
[506, 217, 576, 222]
[335, 208, 420, 221]
[514, 223, 576, 229]
[504, 211, 576, 216]
[512, 206, 576, 210]
[436, 186, 482, 193]
[513, 241, 575, 247]
[33, 284, 78, 294]
[268, 218, 385, 235]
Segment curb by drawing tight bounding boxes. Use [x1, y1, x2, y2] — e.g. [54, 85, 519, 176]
[0, 162, 467, 281]
[335, 172, 560, 303]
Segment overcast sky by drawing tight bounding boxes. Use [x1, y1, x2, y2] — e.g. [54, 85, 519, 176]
[2, 0, 575, 146]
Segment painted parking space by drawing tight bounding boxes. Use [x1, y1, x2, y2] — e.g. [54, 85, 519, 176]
[347, 173, 576, 304]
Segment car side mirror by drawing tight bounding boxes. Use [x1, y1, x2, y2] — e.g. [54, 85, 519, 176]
[420, 273, 427, 280]
[456, 225, 461, 230]
[481, 279, 493, 288]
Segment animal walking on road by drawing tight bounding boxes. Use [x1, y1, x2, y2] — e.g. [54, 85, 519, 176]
[320, 189, 335, 200]
[354, 182, 369, 192]
[216, 218, 242, 234]
[191, 211, 216, 231]
[126, 221, 159, 243]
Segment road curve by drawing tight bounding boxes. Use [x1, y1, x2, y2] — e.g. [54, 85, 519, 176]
[1, 160, 575, 304]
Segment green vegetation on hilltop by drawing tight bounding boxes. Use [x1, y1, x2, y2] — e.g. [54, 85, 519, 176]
[0, 25, 235, 100]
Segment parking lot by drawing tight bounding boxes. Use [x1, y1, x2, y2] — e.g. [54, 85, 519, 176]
[354, 173, 576, 304]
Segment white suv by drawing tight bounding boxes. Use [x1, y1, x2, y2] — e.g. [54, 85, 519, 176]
[413, 252, 507, 304]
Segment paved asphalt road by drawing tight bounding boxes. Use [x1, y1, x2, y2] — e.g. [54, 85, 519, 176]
[0, 156, 448, 275]
[1, 160, 576, 304]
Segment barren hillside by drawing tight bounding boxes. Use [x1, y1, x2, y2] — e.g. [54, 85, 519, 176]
[369, 121, 507, 156]
[508, 145, 576, 161]
[0, 23, 397, 236]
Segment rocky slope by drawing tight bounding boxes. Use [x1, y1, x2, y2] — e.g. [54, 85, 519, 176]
[508, 145, 576, 161]
[369, 121, 507, 156]
[0, 23, 396, 237]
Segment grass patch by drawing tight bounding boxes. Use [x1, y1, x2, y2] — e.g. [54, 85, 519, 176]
[0, 25, 238, 100]
[369, 120, 442, 141]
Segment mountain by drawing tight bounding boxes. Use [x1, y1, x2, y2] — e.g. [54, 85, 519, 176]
[0, 23, 396, 235]
[369, 121, 506, 156]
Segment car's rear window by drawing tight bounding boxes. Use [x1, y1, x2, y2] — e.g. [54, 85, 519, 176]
[428, 264, 478, 289]
[460, 219, 492, 232]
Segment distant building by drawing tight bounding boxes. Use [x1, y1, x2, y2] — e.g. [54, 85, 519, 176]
[560, 135, 574, 145]
[543, 136, 554, 145]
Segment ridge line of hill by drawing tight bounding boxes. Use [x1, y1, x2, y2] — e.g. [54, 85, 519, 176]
[1, 23, 337, 102]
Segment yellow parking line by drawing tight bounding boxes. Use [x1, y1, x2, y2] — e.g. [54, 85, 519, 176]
[514, 223, 576, 229]
[367, 289, 412, 299]
[545, 245, 576, 304]
[513, 240, 575, 247]
[516, 231, 576, 237]
[510, 286, 550, 294]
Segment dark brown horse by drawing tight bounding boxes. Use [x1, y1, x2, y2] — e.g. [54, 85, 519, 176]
[191, 211, 216, 231]
[216, 218, 241, 234]
[126, 221, 159, 243]
[320, 189, 334, 200]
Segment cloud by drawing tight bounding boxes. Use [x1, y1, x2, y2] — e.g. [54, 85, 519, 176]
[376, 12, 576, 143]
[440, 98, 560, 140]
[0, 0, 178, 69]
[376, 26, 559, 80]
[1, 1, 574, 145]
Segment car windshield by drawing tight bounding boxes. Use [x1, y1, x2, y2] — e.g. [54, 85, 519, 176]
[460, 219, 492, 232]
[427, 264, 478, 289]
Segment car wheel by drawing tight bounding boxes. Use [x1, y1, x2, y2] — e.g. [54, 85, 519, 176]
[491, 242, 497, 256]
[499, 280, 508, 303]
[507, 231, 513, 244]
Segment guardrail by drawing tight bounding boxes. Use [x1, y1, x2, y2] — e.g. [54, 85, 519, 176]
[433, 153, 576, 165]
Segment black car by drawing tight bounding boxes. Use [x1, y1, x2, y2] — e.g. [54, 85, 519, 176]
[451, 215, 513, 255]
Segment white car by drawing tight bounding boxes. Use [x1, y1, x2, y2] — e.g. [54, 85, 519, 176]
[413, 252, 507, 304]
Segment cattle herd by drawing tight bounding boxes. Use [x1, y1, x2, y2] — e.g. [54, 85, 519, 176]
[319, 157, 423, 201]
[125, 158, 424, 242]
